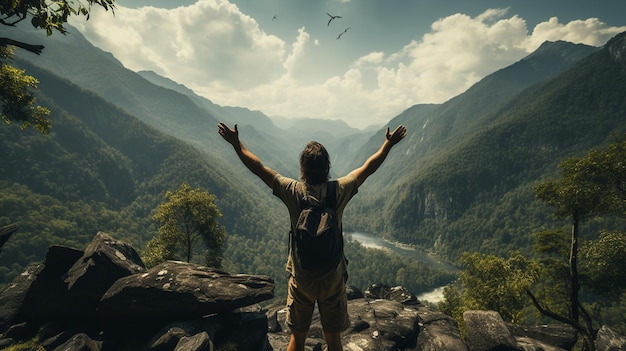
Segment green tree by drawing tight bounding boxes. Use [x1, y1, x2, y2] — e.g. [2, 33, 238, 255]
[531, 136, 626, 351]
[143, 183, 226, 269]
[455, 251, 539, 324]
[1, 0, 115, 132]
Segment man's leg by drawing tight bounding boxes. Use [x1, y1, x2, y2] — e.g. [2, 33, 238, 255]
[287, 330, 308, 351]
[324, 331, 343, 351]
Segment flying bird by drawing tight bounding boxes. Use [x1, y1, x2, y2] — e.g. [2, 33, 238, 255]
[326, 13, 342, 26]
[336, 27, 350, 40]
[272, 15, 277, 21]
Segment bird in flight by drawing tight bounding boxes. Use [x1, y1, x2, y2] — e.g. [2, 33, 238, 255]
[272, 15, 278, 21]
[336, 27, 350, 39]
[327, 13, 342, 26]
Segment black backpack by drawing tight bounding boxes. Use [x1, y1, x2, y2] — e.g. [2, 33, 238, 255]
[290, 181, 343, 273]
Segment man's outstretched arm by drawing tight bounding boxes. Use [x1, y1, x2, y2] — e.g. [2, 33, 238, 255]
[349, 125, 407, 187]
[218, 122, 277, 188]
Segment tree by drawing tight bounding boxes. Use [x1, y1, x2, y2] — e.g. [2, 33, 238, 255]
[143, 183, 226, 269]
[452, 251, 539, 324]
[530, 136, 626, 351]
[1, 0, 115, 132]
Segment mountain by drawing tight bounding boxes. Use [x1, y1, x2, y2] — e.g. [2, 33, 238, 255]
[344, 34, 626, 261]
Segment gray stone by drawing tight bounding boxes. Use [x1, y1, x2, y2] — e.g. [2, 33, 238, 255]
[0, 263, 43, 332]
[52, 333, 102, 351]
[596, 325, 626, 351]
[508, 324, 576, 350]
[98, 261, 274, 322]
[463, 310, 522, 351]
[414, 306, 468, 351]
[174, 331, 211, 351]
[65, 232, 146, 301]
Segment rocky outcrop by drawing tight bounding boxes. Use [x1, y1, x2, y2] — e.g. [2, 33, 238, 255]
[0, 232, 275, 350]
[0, 232, 624, 351]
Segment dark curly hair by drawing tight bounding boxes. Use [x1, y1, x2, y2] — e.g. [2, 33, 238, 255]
[299, 141, 330, 185]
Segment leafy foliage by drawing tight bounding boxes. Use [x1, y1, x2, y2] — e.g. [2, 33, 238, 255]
[1, 0, 115, 132]
[582, 231, 626, 295]
[438, 252, 539, 324]
[1, 0, 115, 35]
[0, 47, 50, 132]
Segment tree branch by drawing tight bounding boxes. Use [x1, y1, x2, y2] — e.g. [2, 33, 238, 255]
[525, 288, 596, 351]
[0, 38, 45, 55]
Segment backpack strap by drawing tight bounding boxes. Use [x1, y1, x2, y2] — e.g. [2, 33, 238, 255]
[325, 180, 338, 210]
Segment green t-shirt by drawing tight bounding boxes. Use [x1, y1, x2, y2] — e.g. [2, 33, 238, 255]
[272, 173, 359, 280]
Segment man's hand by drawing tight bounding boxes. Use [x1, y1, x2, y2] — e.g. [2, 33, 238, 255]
[218, 122, 239, 146]
[386, 125, 407, 146]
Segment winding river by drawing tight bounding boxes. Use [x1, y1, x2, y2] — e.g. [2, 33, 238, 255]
[346, 232, 458, 302]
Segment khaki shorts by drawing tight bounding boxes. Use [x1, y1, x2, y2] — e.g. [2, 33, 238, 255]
[285, 269, 350, 333]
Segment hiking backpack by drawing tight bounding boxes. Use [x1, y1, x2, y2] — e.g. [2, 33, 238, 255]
[291, 181, 344, 273]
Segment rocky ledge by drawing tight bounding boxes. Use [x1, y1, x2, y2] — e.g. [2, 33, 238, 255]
[0, 231, 624, 351]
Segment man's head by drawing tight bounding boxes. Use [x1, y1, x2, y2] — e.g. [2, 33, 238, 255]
[299, 141, 330, 184]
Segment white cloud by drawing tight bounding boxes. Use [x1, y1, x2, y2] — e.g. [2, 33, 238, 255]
[283, 27, 310, 78]
[524, 17, 626, 50]
[71, 3, 626, 129]
[353, 52, 385, 68]
[72, 0, 285, 90]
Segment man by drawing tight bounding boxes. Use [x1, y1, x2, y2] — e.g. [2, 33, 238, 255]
[217, 122, 407, 351]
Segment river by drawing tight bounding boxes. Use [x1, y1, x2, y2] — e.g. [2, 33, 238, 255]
[346, 232, 458, 303]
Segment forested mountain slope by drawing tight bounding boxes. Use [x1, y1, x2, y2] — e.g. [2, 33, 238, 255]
[10, 24, 297, 177]
[346, 33, 626, 262]
[0, 60, 287, 286]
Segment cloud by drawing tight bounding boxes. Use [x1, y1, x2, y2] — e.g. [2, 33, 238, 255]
[71, 0, 285, 90]
[524, 17, 626, 50]
[71, 3, 626, 128]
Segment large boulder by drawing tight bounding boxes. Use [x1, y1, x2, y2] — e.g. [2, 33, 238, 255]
[98, 261, 275, 324]
[65, 232, 146, 302]
[508, 324, 577, 350]
[343, 298, 419, 350]
[414, 305, 468, 351]
[0, 263, 42, 334]
[0, 245, 83, 334]
[463, 310, 522, 351]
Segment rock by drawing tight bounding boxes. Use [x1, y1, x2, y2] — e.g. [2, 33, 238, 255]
[596, 325, 626, 351]
[347, 285, 364, 300]
[52, 332, 102, 351]
[0, 245, 84, 334]
[6, 230, 622, 351]
[343, 299, 420, 350]
[0, 263, 43, 332]
[463, 310, 522, 351]
[65, 232, 146, 303]
[173, 331, 211, 351]
[98, 261, 274, 324]
[364, 283, 419, 305]
[219, 308, 271, 351]
[414, 306, 468, 351]
[148, 317, 222, 351]
[508, 324, 577, 350]
[24, 246, 86, 323]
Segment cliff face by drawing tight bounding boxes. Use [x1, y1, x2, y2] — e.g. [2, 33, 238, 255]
[0, 231, 623, 351]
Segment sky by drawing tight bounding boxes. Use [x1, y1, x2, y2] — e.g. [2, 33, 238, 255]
[69, 0, 626, 129]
